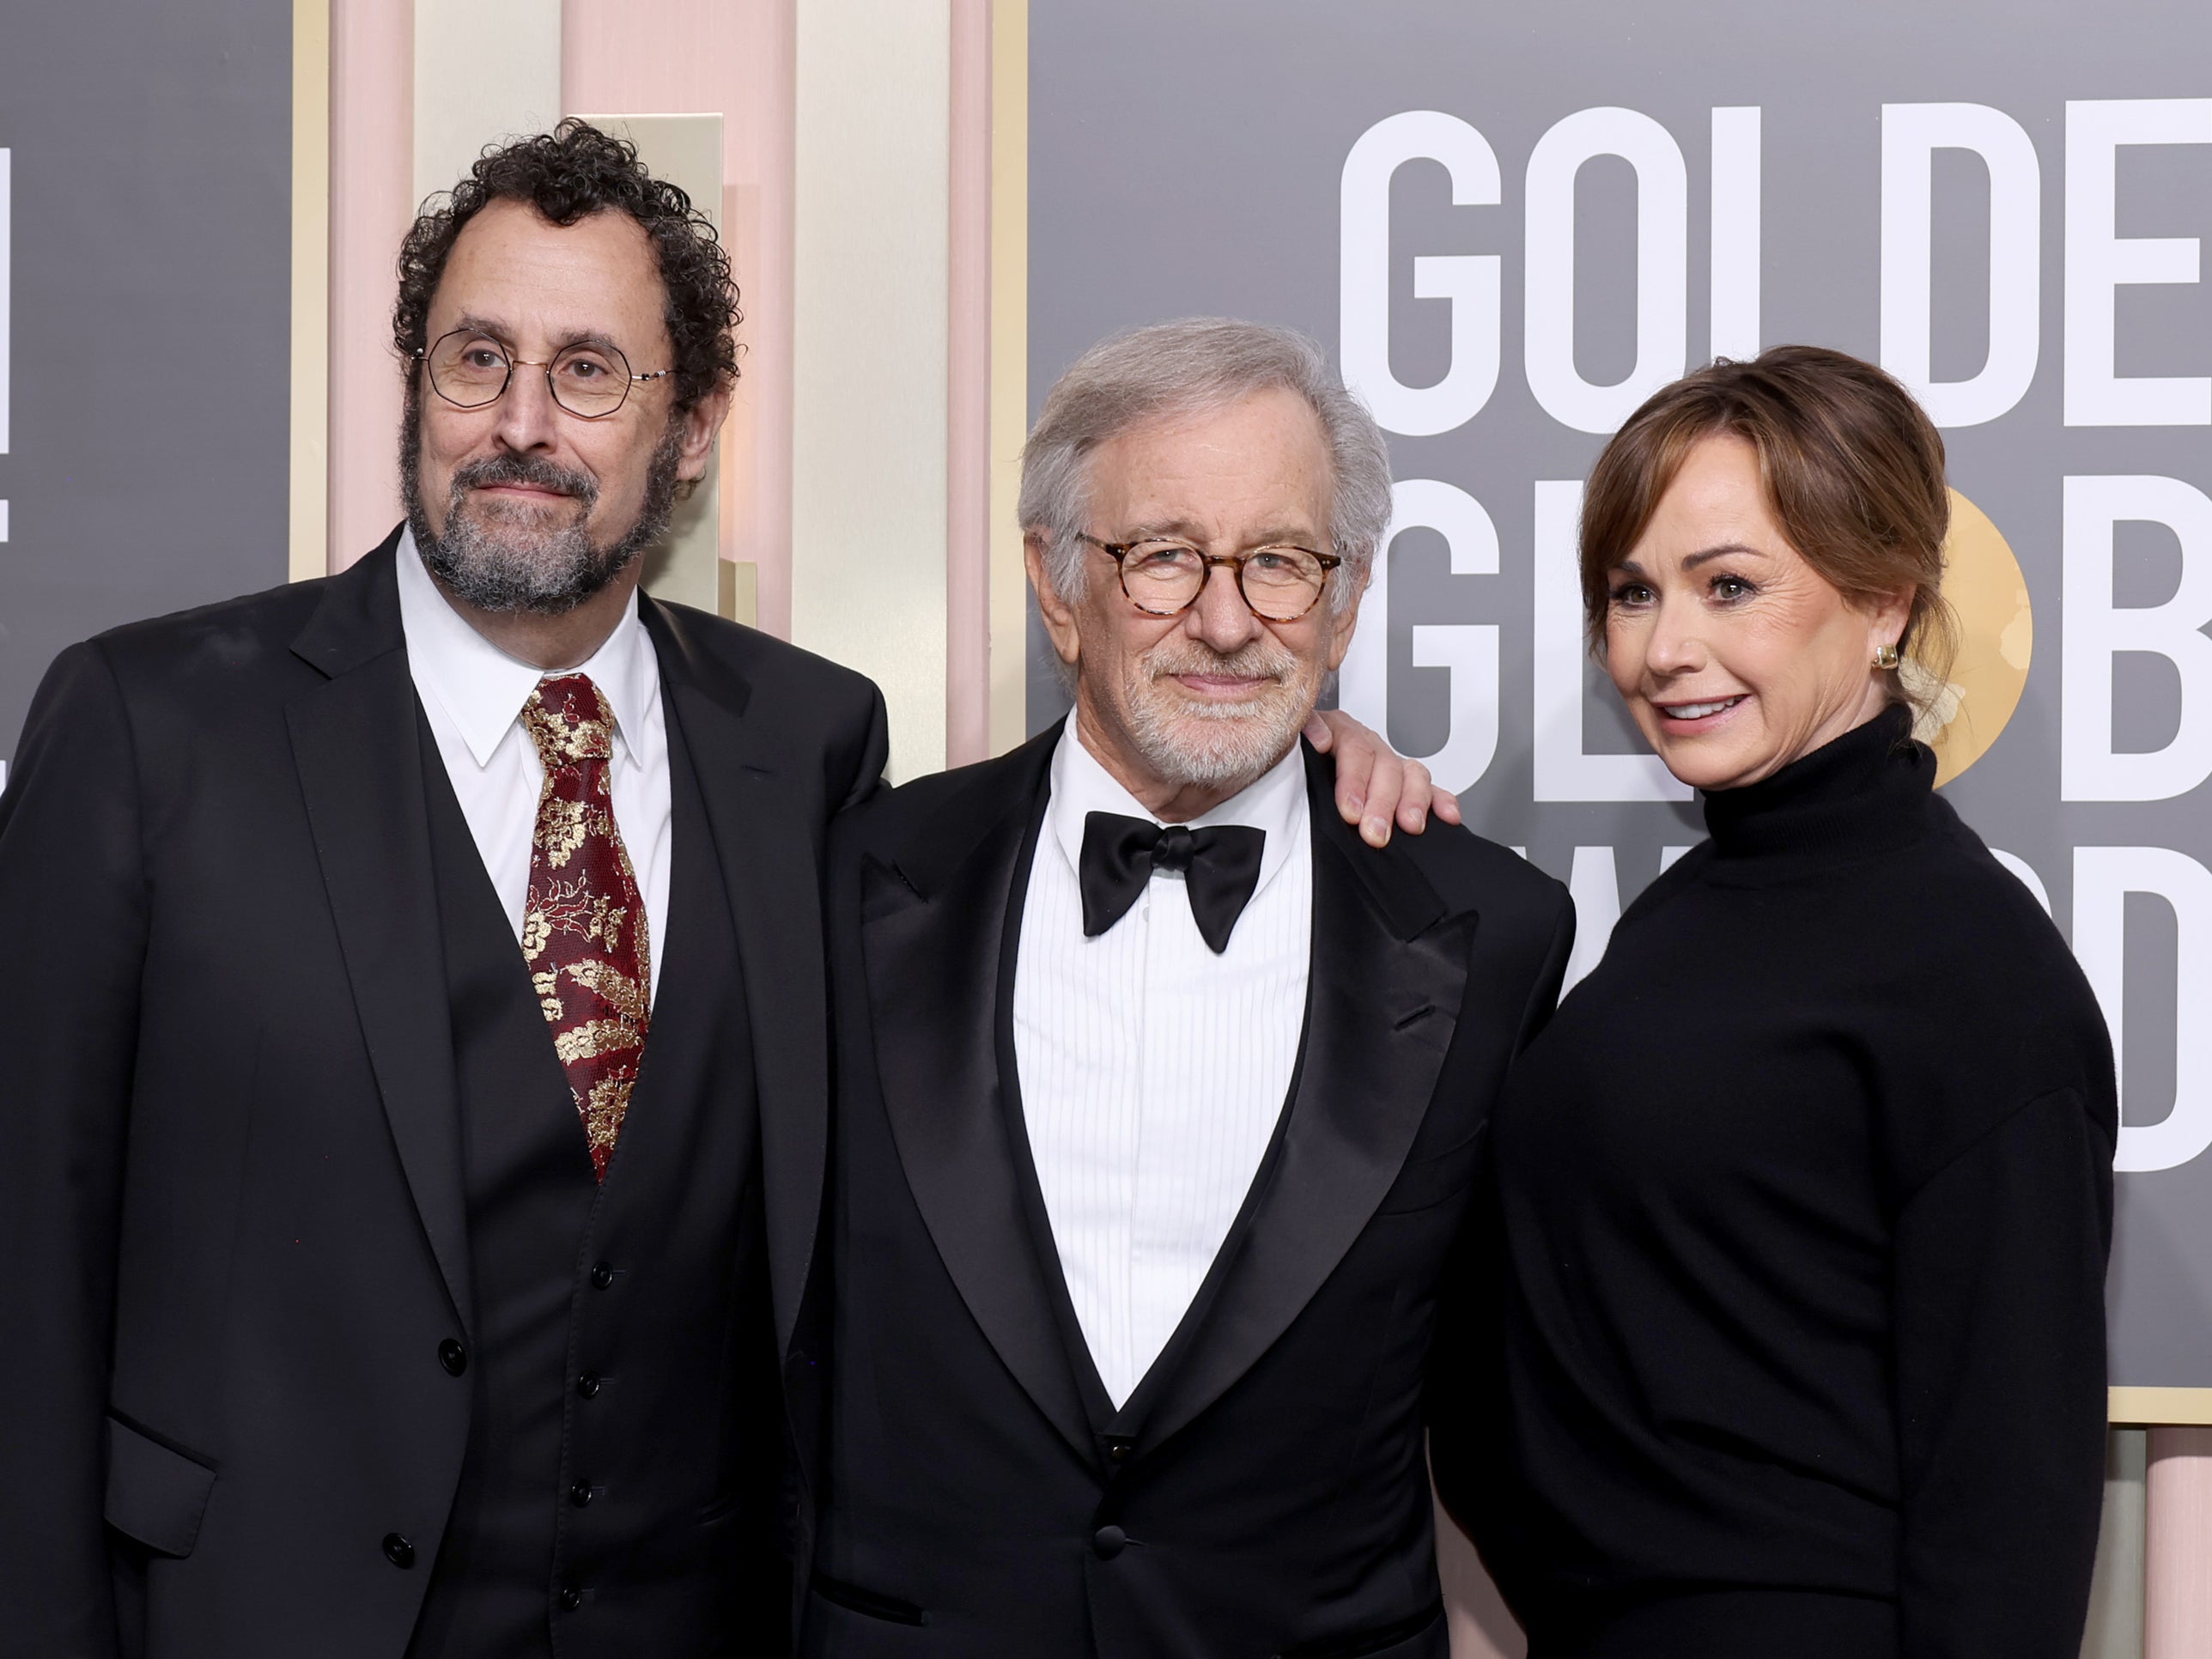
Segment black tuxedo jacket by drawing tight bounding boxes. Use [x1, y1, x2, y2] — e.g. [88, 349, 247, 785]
[0, 532, 884, 1658]
[802, 727, 1574, 1659]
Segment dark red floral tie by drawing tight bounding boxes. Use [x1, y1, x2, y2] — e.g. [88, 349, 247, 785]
[520, 673, 651, 1179]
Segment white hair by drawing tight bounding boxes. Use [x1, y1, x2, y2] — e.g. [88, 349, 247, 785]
[1018, 318, 1393, 617]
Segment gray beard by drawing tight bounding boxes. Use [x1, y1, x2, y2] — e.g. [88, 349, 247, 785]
[400, 399, 683, 616]
[1115, 637, 1320, 788]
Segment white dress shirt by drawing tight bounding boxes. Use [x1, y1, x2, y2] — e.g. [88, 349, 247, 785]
[396, 528, 672, 1003]
[1012, 727, 1313, 1407]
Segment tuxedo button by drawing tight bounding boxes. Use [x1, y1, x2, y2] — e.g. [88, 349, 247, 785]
[556, 1582, 584, 1613]
[382, 1533, 416, 1569]
[1091, 1525, 1127, 1560]
[1103, 1437, 1133, 1465]
[570, 1480, 594, 1508]
[576, 1371, 602, 1400]
[589, 1261, 616, 1290]
[437, 1340, 467, 1376]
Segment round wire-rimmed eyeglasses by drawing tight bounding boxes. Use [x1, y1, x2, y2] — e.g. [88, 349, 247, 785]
[1078, 532, 1343, 623]
[415, 328, 674, 420]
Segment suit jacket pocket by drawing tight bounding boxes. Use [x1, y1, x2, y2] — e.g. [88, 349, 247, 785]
[1279, 1598, 1445, 1659]
[103, 1413, 217, 1559]
[811, 1572, 927, 1626]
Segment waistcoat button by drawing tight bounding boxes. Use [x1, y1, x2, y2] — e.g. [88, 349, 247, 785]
[589, 1261, 616, 1290]
[556, 1583, 584, 1612]
[1091, 1524, 1127, 1559]
[570, 1480, 595, 1508]
[576, 1372, 602, 1400]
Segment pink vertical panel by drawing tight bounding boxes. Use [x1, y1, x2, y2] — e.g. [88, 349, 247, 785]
[326, 0, 413, 569]
[945, 0, 992, 767]
[2147, 1427, 2212, 1659]
[562, 0, 796, 639]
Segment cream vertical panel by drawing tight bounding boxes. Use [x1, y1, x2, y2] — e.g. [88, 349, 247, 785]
[987, 0, 1029, 752]
[792, 0, 951, 781]
[289, 0, 330, 580]
[568, 114, 726, 618]
[412, 0, 561, 207]
[945, 0, 993, 768]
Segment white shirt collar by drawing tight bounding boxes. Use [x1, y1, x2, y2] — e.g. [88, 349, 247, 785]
[1045, 720, 1310, 902]
[395, 526, 656, 770]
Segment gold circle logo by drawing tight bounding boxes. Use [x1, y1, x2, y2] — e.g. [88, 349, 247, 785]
[1907, 488, 2033, 787]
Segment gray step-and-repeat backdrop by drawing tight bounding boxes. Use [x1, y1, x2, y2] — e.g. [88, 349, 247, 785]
[1026, 0, 2212, 1396]
[0, 0, 295, 792]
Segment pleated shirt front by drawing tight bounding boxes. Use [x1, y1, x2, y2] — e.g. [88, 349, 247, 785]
[1012, 729, 1311, 1407]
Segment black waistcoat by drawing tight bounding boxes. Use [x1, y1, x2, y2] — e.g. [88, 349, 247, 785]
[407, 701, 779, 1659]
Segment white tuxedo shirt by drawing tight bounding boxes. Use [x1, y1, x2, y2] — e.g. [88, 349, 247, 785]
[396, 528, 672, 1002]
[1012, 728, 1313, 1407]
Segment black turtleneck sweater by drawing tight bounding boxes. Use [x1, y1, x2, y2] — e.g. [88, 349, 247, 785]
[1439, 708, 2117, 1659]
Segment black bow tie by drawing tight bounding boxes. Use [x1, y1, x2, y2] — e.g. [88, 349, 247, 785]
[1079, 811, 1267, 955]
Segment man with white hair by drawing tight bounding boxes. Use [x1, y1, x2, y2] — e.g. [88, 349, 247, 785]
[798, 319, 1575, 1657]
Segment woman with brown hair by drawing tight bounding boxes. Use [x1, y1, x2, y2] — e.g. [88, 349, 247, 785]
[1434, 346, 2117, 1657]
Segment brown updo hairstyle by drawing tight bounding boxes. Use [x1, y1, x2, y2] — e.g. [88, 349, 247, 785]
[1578, 345, 1959, 711]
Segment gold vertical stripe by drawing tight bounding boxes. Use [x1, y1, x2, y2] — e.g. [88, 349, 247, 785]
[289, 0, 331, 581]
[985, 0, 1029, 754]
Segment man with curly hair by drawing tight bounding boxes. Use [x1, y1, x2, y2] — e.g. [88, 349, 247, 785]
[0, 123, 1440, 1659]
[0, 120, 878, 1659]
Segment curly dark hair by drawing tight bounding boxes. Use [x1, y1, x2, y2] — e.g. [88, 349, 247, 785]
[393, 118, 738, 413]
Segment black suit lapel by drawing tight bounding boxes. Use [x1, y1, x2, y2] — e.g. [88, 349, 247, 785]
[637, 598, 828, 1362]
[859, 728, 1098, 1462]
[286, 532, 474, 1336]
[1129, 746, 1475, 1452]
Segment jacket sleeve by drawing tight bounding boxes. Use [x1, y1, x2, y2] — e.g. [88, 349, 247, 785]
[1892, 1085, 2115, 1659]
[0, 642, 151, 1657]
[1427, 878, 1572, 1559]
[1510, 891, 1576, 1057]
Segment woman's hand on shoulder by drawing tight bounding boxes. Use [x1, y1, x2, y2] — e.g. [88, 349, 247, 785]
[1305, 709, 1462, 847]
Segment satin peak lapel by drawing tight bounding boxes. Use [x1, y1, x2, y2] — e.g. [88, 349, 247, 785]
[638, 599, 830, 1362]
[1135, 757, 1474, 1451]
[858, 736, 1097, 1462]
[285, 541, 473, 1336]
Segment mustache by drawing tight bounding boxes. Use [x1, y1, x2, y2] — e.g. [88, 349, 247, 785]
[1143, 638, 1297, 684]
[452, 453, 599, 505]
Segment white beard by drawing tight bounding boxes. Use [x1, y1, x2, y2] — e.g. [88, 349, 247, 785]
[1115, 636, 1321, 788]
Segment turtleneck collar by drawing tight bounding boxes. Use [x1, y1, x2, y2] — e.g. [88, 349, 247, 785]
[1699, 703, 1937, 870]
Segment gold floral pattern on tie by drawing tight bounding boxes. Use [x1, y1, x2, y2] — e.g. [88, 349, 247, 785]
[520, 674, 652, 1180]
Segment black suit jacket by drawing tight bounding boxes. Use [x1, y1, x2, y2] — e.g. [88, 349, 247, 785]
[0, 532, 886, 1658]
[801, 727, 1573, 1659]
